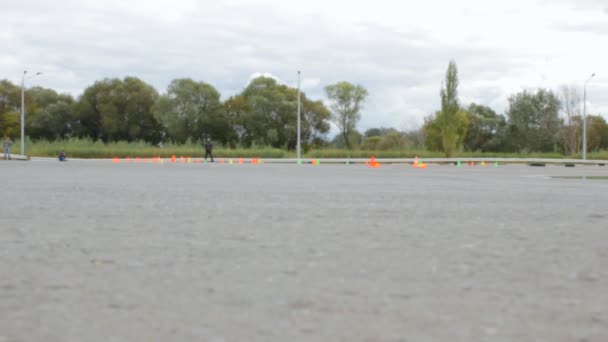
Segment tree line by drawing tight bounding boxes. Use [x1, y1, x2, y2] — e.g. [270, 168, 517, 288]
[1, 69, 606, 154]
[421, 61, 608, 156]
[0, 76, 337, 151]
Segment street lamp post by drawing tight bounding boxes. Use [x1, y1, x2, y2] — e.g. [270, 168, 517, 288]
[20, 70, 42, 156]
[582, 73, 595, 160]
[297, 70, 301, 161]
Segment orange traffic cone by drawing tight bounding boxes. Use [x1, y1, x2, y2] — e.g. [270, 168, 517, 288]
[413, 156, 427, 168]
[368, 155, 380, 168]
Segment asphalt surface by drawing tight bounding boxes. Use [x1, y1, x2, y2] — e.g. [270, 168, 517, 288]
[1, 160, 608, 341]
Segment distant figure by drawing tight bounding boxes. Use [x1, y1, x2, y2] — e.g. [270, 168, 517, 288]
[204, 138, 214, 162]
[3, 136, 12, 160]
[58, 150, 67, 162]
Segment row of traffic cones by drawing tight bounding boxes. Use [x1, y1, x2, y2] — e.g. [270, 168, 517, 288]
[111, 156, 263, 164]
[110, 156, 501, 167]
[361, 156, 499, 168]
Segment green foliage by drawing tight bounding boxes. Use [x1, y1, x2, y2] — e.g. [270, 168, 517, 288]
[506, 88, 561, 152]
[4, 71, 607, 160]
[153, 78, 232, 145]
[25, 138, 289, 158]
[21, 137, 608, 161]
[438, 60, 468, 157]
[0, 111, 20, 138]
[378, 132, 409, 150]
[325, 81, 368, 149]
[27, 87, 77, 140]
[78, 77, 161, 143]
[424, 109, 469, 153]
[422, 113, 442, 151]
[587, 115, 608, 152]
[0, 79, 21, 114]
[364, 127, 399, 138]
[330, 130, 363, 149]
[235, 77, 330, 150]
[0, 80, 23, 138]
[361, 136, 382, 150]
[463, 103, 506, 152]
[361, 128, 409, 150]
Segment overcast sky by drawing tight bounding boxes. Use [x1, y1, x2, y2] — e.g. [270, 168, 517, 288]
[2, 0, 607, 132]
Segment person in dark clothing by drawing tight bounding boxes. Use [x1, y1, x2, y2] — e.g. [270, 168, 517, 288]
[58, 150, 67, 161]
[204, 138, 214, 162]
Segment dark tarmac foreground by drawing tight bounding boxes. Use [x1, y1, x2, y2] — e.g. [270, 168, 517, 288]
[1, 160, 608, 342]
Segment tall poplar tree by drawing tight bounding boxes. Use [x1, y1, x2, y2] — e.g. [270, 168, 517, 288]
[438, 61, 467, 157]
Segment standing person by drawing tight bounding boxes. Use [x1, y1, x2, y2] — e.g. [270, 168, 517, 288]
[3, 136, 12, 160]
[204, 138, 214, 162]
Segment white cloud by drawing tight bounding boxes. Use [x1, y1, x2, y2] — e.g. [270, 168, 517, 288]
[301, 78, 320, 90]
[248, 72, 282, 85]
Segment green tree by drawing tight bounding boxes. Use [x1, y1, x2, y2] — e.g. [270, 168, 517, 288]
[422, 113, 442, 151]
[505, 89, 561, 152]
[424, 108, 469, 153]
[224, 95, 250, 147]
[361, 136, 382, 150]
[78, 77, 161, 142]
[330, 129, 363, 149]
[587, 115, 608, 151]
[377, 131, 409, 150]
[438, 61, 467, 157]
[361, 128, 409, 150]
[463, 103, 506, 152]
[153, 78, 232, 144]
[300, 99, 331, 151]
[236, 77, 330, 149]
[0, 80, 22, 138]
[325, 82, 368, 149]
[364, 128, 384, 138]
[404, 129, 425, 149]
[239, 77, 294, 147]
[364, 127, 399, 138]
[27, 87, 77, 140]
